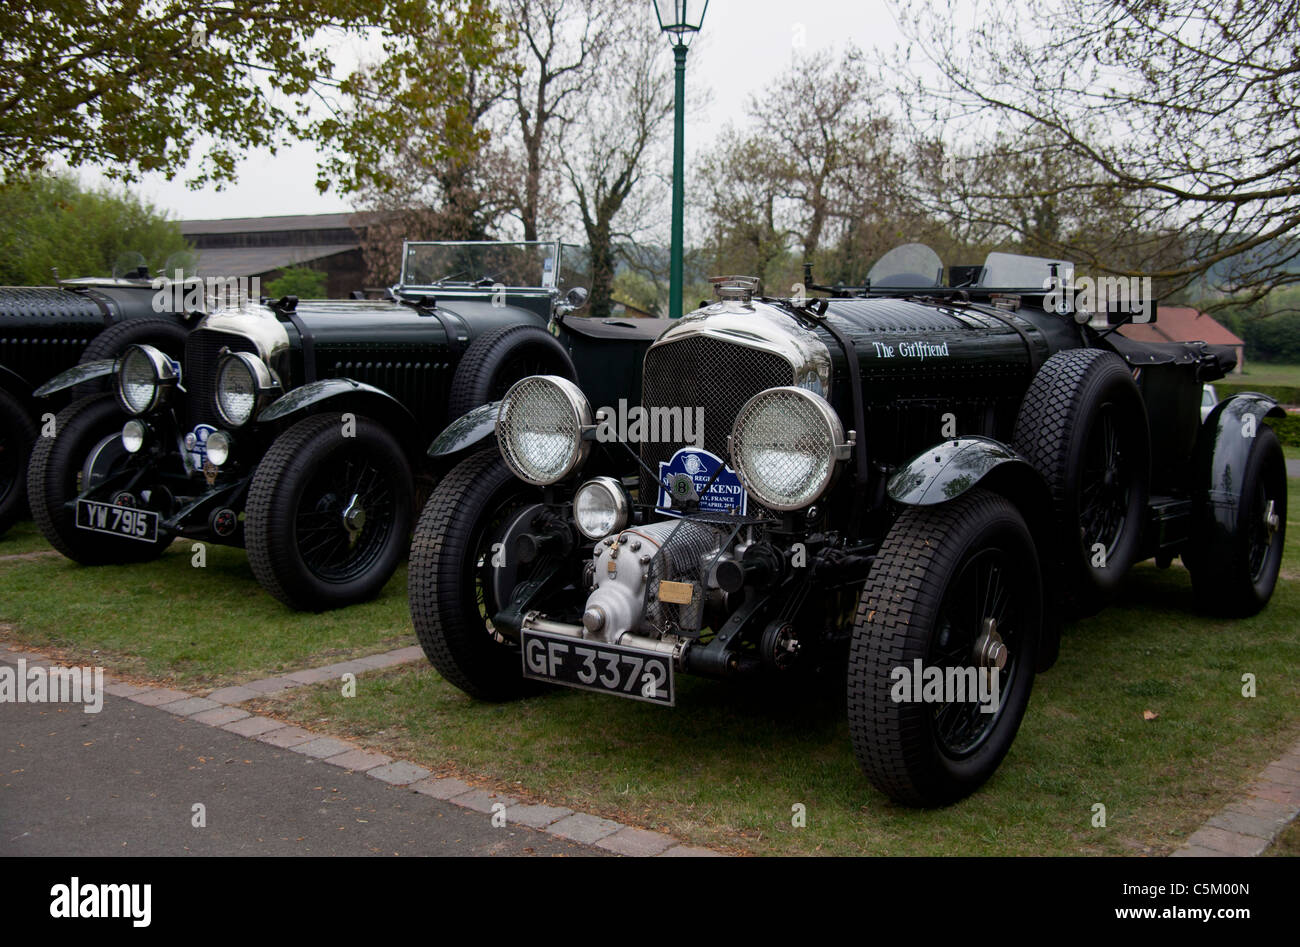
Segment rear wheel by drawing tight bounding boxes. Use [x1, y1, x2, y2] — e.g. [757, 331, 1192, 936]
[847, 490, 1041, 807]
[1013, 348, 1149, 612]
[1187, 425, 1286, 617]
[245, 413, 413, 611]
[409, 450, 547, 701]
[27, 394, 173, 564]
[0, 388, 38, 537]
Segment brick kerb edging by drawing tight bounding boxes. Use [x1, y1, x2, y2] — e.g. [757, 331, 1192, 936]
[0, 645, 725, 858]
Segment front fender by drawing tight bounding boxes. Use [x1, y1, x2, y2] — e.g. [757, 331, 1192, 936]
[33, 359, 116, 398]
[1194, 392, 1285, 539]
[887, 436, 1038, 506]
[888, 436, 1061, 672]
[428, 401, 500, 458]
[257, 378, 422, 455]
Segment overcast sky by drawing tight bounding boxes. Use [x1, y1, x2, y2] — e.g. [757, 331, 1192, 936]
[81, 0, 911, 222]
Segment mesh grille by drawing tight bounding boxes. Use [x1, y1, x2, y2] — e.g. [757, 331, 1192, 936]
[498, 377, 581, 484]
[730, 389, 835, 510]
[639, 336, 794, 510]
[184, 329, 259, 430]
[640, 519, 727, 634]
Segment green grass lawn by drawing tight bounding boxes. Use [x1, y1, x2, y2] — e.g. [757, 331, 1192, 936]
[1232, 363, 1300, 387]
[3, 481, 1297, 856]
[0, 536, 413, 688]
[247, 478, 1300, 856]
[1266, 817, 1300, 855]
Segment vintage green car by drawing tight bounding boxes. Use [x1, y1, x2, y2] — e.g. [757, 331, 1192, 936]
[29, 240, 669, 611]
[408, 243, 1284, 807]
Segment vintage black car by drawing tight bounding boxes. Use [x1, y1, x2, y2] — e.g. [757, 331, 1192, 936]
[29, 240, 668, 612]
[408, 243, 1286, 807]
[0, 254, 195, 537]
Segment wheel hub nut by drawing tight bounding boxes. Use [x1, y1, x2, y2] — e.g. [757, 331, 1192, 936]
[974, 618, 1008, 670]
[342, 493, 366, 538]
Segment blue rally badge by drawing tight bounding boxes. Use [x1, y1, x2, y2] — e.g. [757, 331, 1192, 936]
[656, 447, 747, 517]
[184, 424, 218, 472]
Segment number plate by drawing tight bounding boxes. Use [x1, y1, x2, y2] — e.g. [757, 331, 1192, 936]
[76, 499, 160, 543]
[520, 630, 674, 706]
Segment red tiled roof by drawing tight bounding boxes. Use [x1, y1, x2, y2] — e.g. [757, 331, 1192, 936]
[1119, 306, 1244, 346]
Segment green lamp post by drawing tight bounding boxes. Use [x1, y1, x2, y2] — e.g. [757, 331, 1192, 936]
[654, 0, 708, 318]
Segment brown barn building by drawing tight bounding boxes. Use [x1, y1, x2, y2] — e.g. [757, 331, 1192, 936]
[180, 213, 367, 298]
[1118, 305, 1246, 373]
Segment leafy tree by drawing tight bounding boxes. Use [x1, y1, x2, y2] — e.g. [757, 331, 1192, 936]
[265, 266, 328, 299]
[0, 0, 504, 191]
[893, 0, 1300, 306]
[0, 173, 188, 284]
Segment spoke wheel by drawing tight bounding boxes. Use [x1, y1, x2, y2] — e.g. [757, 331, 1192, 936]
[26, 394, 172, 564]
[246, 413, 413, 611]
[848, 489, 1042, 807]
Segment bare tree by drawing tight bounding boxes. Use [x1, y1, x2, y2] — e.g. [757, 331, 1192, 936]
[562, 28, 672, 318]
[893, 0, 1300, 306]
[499, 0, 620, 240]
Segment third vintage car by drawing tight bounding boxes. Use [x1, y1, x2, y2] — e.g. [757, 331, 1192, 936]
[408, 243, 1286, 807]
[29, 240, 667, 611]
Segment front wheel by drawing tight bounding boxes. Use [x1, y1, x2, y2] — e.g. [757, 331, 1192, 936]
[409, 450, 547, 701]
[27, 394, 173, 564]
[847, 489, 1042, 807]
[245, 413, 414, 611]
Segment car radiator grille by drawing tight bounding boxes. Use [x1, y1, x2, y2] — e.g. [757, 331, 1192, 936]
[639, 335, 794, 513]
[183, 329, 259, 430]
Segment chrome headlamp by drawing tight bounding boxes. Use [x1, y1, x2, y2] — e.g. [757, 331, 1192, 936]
[728, 387, 854, 511]
[215, 351, 277, 428]
[496, 375, 593, 485]
[116, 344, 179, 416]
[573, 476, 630, 540]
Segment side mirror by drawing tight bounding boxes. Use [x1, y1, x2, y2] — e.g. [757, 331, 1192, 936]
[556, 286, 589, 317]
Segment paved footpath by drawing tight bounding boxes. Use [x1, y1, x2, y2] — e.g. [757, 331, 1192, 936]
[0, 646, 718, 857]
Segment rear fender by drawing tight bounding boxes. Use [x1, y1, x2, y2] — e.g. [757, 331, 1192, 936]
[1193, 392, 1285, 541]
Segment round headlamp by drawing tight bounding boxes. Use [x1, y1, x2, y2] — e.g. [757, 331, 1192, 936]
[729, 387, 853, 511]
[496, 375, 593, 485]
[116, 344, 178, 416]
[216, 351, 276, 428]
[573, 476, 630, 540]
[121, 419, 147, 453]
[206, 430, 231, 467]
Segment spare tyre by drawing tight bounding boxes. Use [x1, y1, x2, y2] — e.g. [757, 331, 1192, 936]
[1012, 348, 1149, 612]
[446, 324, 577, 421]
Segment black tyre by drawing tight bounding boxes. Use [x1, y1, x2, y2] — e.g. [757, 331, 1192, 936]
[245, 413, 414, 611]
[446, 324, 576, 421]
[73, 316, 189, 395]
[1012, 348, 1149, 611]
[0, 388, 39, 537]
[1187, 425, 1286, 617]
[409, 450, 546, 701]
[848, 490, 1042, 807]
[27, 394, 173, 564]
